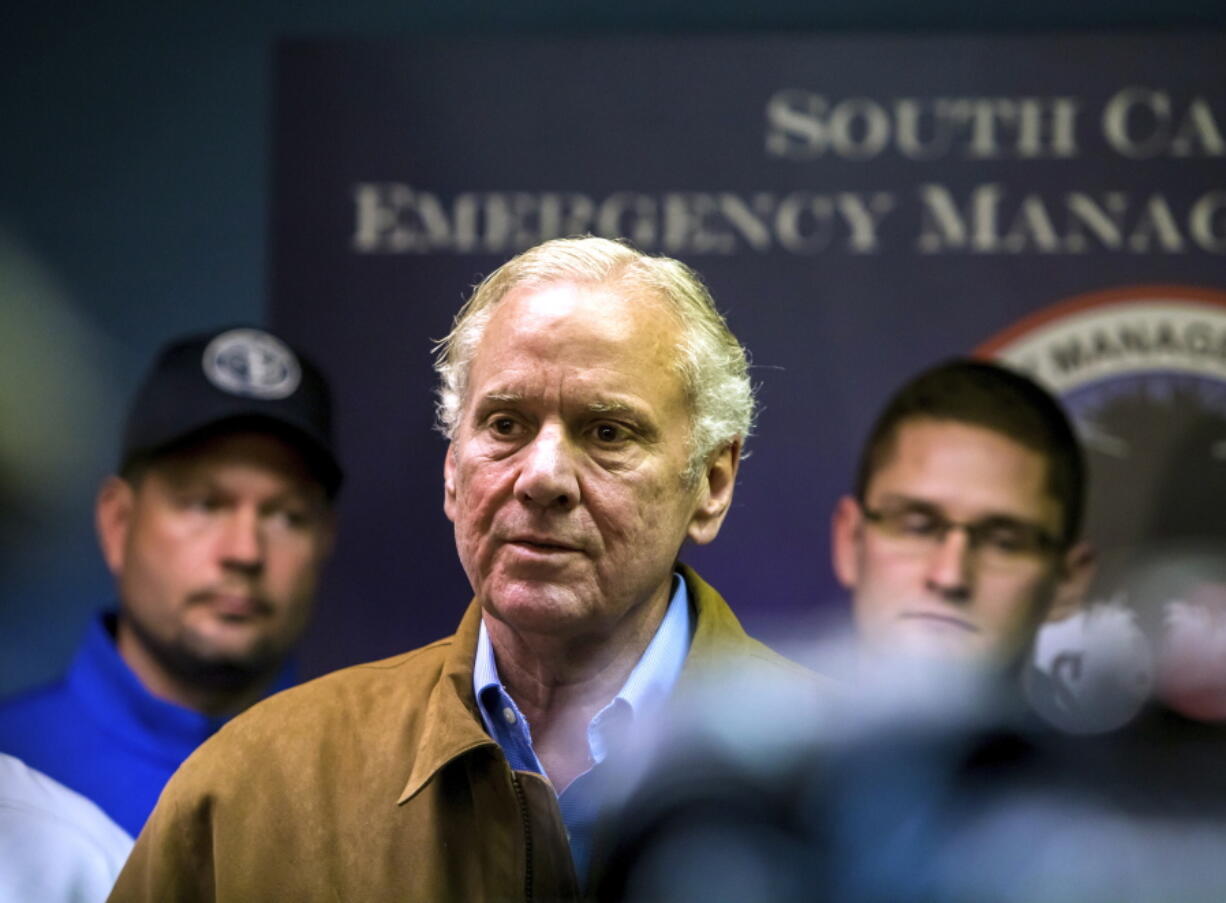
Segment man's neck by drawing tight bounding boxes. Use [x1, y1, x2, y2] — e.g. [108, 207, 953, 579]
[484, 591, 671, 791]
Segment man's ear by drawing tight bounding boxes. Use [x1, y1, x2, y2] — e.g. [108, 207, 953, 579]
[1046, 539, 1096, 623]
[686, 439, 741, 546]
[831, 495, 864, 590]
[443, 442, 458, 523]
[96, 476, 135, 577]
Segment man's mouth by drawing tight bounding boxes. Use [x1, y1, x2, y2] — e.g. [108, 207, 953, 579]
[898, 612, 980, 633]
[506, 536, 582, 554]
[192, 592, 270, 619]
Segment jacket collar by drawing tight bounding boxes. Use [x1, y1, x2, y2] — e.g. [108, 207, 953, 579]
[396, 564, 758, 804]
[675, 563, 750, 680]
[398, 600, 495, 803]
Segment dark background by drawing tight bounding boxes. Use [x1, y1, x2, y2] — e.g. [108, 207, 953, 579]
[269, 35, 1226, 674]
[2, 1, 1223, 695]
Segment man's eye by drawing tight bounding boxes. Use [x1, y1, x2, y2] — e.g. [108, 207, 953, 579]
[979, 525, 1031, 554]
[490, 417, 522, 437]
[183, 495, 223, 513]
[267, 507, 310, 530]
[895, 511, 942, 537]
[591, 422, 630, 445]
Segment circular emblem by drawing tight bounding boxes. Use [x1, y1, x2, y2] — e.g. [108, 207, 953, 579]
[979, 285, 1226, 729]
[978, 285, 1226, 554]
[202, 328, 301, 400]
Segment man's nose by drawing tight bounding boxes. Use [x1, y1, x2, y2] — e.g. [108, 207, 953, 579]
[924, 526, 973, 602]
[218, 508, 264, 572]
[514, 425, 580, 510]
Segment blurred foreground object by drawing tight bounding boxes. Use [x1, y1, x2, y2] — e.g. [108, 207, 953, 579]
[597, 645, 1226, 903]
[0, 753, 132, 903]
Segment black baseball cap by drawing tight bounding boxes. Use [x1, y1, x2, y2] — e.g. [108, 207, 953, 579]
[120, 327, 342, 495]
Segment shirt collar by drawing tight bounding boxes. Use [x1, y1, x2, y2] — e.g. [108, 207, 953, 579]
[473, 573, 692, 769]
[611, 572, 692, 720]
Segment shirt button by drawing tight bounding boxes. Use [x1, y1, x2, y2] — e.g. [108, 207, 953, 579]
[502, 706, 517, 725]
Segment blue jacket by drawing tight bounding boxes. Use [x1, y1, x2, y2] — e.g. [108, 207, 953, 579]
[0, 612, 293, 837]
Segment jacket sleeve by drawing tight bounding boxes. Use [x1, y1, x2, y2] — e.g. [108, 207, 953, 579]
[107, 769, 218, 902]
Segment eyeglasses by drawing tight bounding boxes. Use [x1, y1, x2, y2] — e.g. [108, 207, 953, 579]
[859, 501, 1061, 570]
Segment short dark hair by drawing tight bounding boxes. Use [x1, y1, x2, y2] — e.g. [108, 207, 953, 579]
[854, 358, 1086, 547]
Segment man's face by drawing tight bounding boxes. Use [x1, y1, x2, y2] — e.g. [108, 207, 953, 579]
[444, 280, 734, 642]
[833, 418, 1076, 669]
[97, 432, 334, 683]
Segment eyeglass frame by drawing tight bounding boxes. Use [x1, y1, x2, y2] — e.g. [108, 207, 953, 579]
[857, 498, 1064, 565]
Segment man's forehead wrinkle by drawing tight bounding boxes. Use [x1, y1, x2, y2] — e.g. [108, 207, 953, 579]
[475, 366, 657, 402]
[473, 385, 653, 420]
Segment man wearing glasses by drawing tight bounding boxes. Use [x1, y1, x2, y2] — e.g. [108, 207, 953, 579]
[831, 358, 1095, 672]
[593, 361, 1103, 903]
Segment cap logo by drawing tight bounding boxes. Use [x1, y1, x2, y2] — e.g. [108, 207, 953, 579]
[202, 329, 302, 400]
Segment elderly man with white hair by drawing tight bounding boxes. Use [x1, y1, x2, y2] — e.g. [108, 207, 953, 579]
[111, 236, 817, 902]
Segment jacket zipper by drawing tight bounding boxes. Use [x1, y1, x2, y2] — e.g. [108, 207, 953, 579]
[510, 771, 534, 902]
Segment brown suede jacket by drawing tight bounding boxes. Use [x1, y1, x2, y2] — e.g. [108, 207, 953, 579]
[109, 565, 822, 902]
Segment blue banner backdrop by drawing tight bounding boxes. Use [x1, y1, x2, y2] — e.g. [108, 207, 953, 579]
[271, 34, 1226, 678]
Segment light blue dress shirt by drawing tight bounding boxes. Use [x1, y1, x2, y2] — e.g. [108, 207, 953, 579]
[473, 573, 692, 880]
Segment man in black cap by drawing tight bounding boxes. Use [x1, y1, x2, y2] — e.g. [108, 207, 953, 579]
[0, 326, 340, 838]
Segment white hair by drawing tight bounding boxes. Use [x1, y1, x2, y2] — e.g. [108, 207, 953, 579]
[433, 236, 754, 480]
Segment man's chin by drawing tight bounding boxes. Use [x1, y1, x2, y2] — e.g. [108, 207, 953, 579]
[482, 581, 611, 638]
[173, 633, 283, 687]
[485, 596, 588, 633]
[866, 625, 1000, 670]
